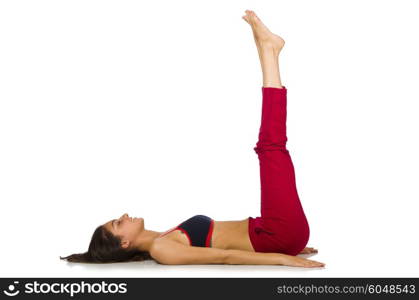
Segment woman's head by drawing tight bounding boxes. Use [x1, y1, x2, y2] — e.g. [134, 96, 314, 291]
[60, 213, 152, 263]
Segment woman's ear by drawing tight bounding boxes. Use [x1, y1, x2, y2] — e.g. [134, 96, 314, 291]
[120, 239, 130, 249]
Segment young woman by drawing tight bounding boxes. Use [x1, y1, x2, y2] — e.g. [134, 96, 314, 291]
[61, 10, 325, 268]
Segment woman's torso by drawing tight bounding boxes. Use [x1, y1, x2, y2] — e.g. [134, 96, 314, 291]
[156, 217, 255, 252]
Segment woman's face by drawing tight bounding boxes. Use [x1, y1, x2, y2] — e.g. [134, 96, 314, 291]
[103, 213, 144, 247]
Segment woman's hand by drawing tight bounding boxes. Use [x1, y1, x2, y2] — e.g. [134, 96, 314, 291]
[299, 247, 318, 254]
[280, 254, 325, 268]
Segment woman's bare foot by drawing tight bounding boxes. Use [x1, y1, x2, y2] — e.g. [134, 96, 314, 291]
[242, 10, 285, 53]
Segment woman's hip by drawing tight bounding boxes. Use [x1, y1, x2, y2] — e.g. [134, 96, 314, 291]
[248, 215, 310, 256]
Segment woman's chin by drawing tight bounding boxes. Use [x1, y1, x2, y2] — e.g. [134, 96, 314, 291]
[138, 218, 144, 230]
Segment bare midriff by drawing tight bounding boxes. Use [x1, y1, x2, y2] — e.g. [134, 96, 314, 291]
[156, 218, 255, 252]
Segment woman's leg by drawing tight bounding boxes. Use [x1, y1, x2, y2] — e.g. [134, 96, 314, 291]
[243, 10, 310, 255]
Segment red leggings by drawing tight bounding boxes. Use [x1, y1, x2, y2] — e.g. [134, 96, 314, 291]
[248, 87, 310, 256]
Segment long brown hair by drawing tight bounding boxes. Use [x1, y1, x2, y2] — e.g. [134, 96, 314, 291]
[60, 225, 153, 263]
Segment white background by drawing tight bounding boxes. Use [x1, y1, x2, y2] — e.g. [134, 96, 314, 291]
[1, 0, 418, 277]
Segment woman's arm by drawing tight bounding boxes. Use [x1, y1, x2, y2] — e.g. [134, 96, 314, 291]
[226, 249, 325, 268]
[150, 239, 227, 265]
[150, 239, 325, 268]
